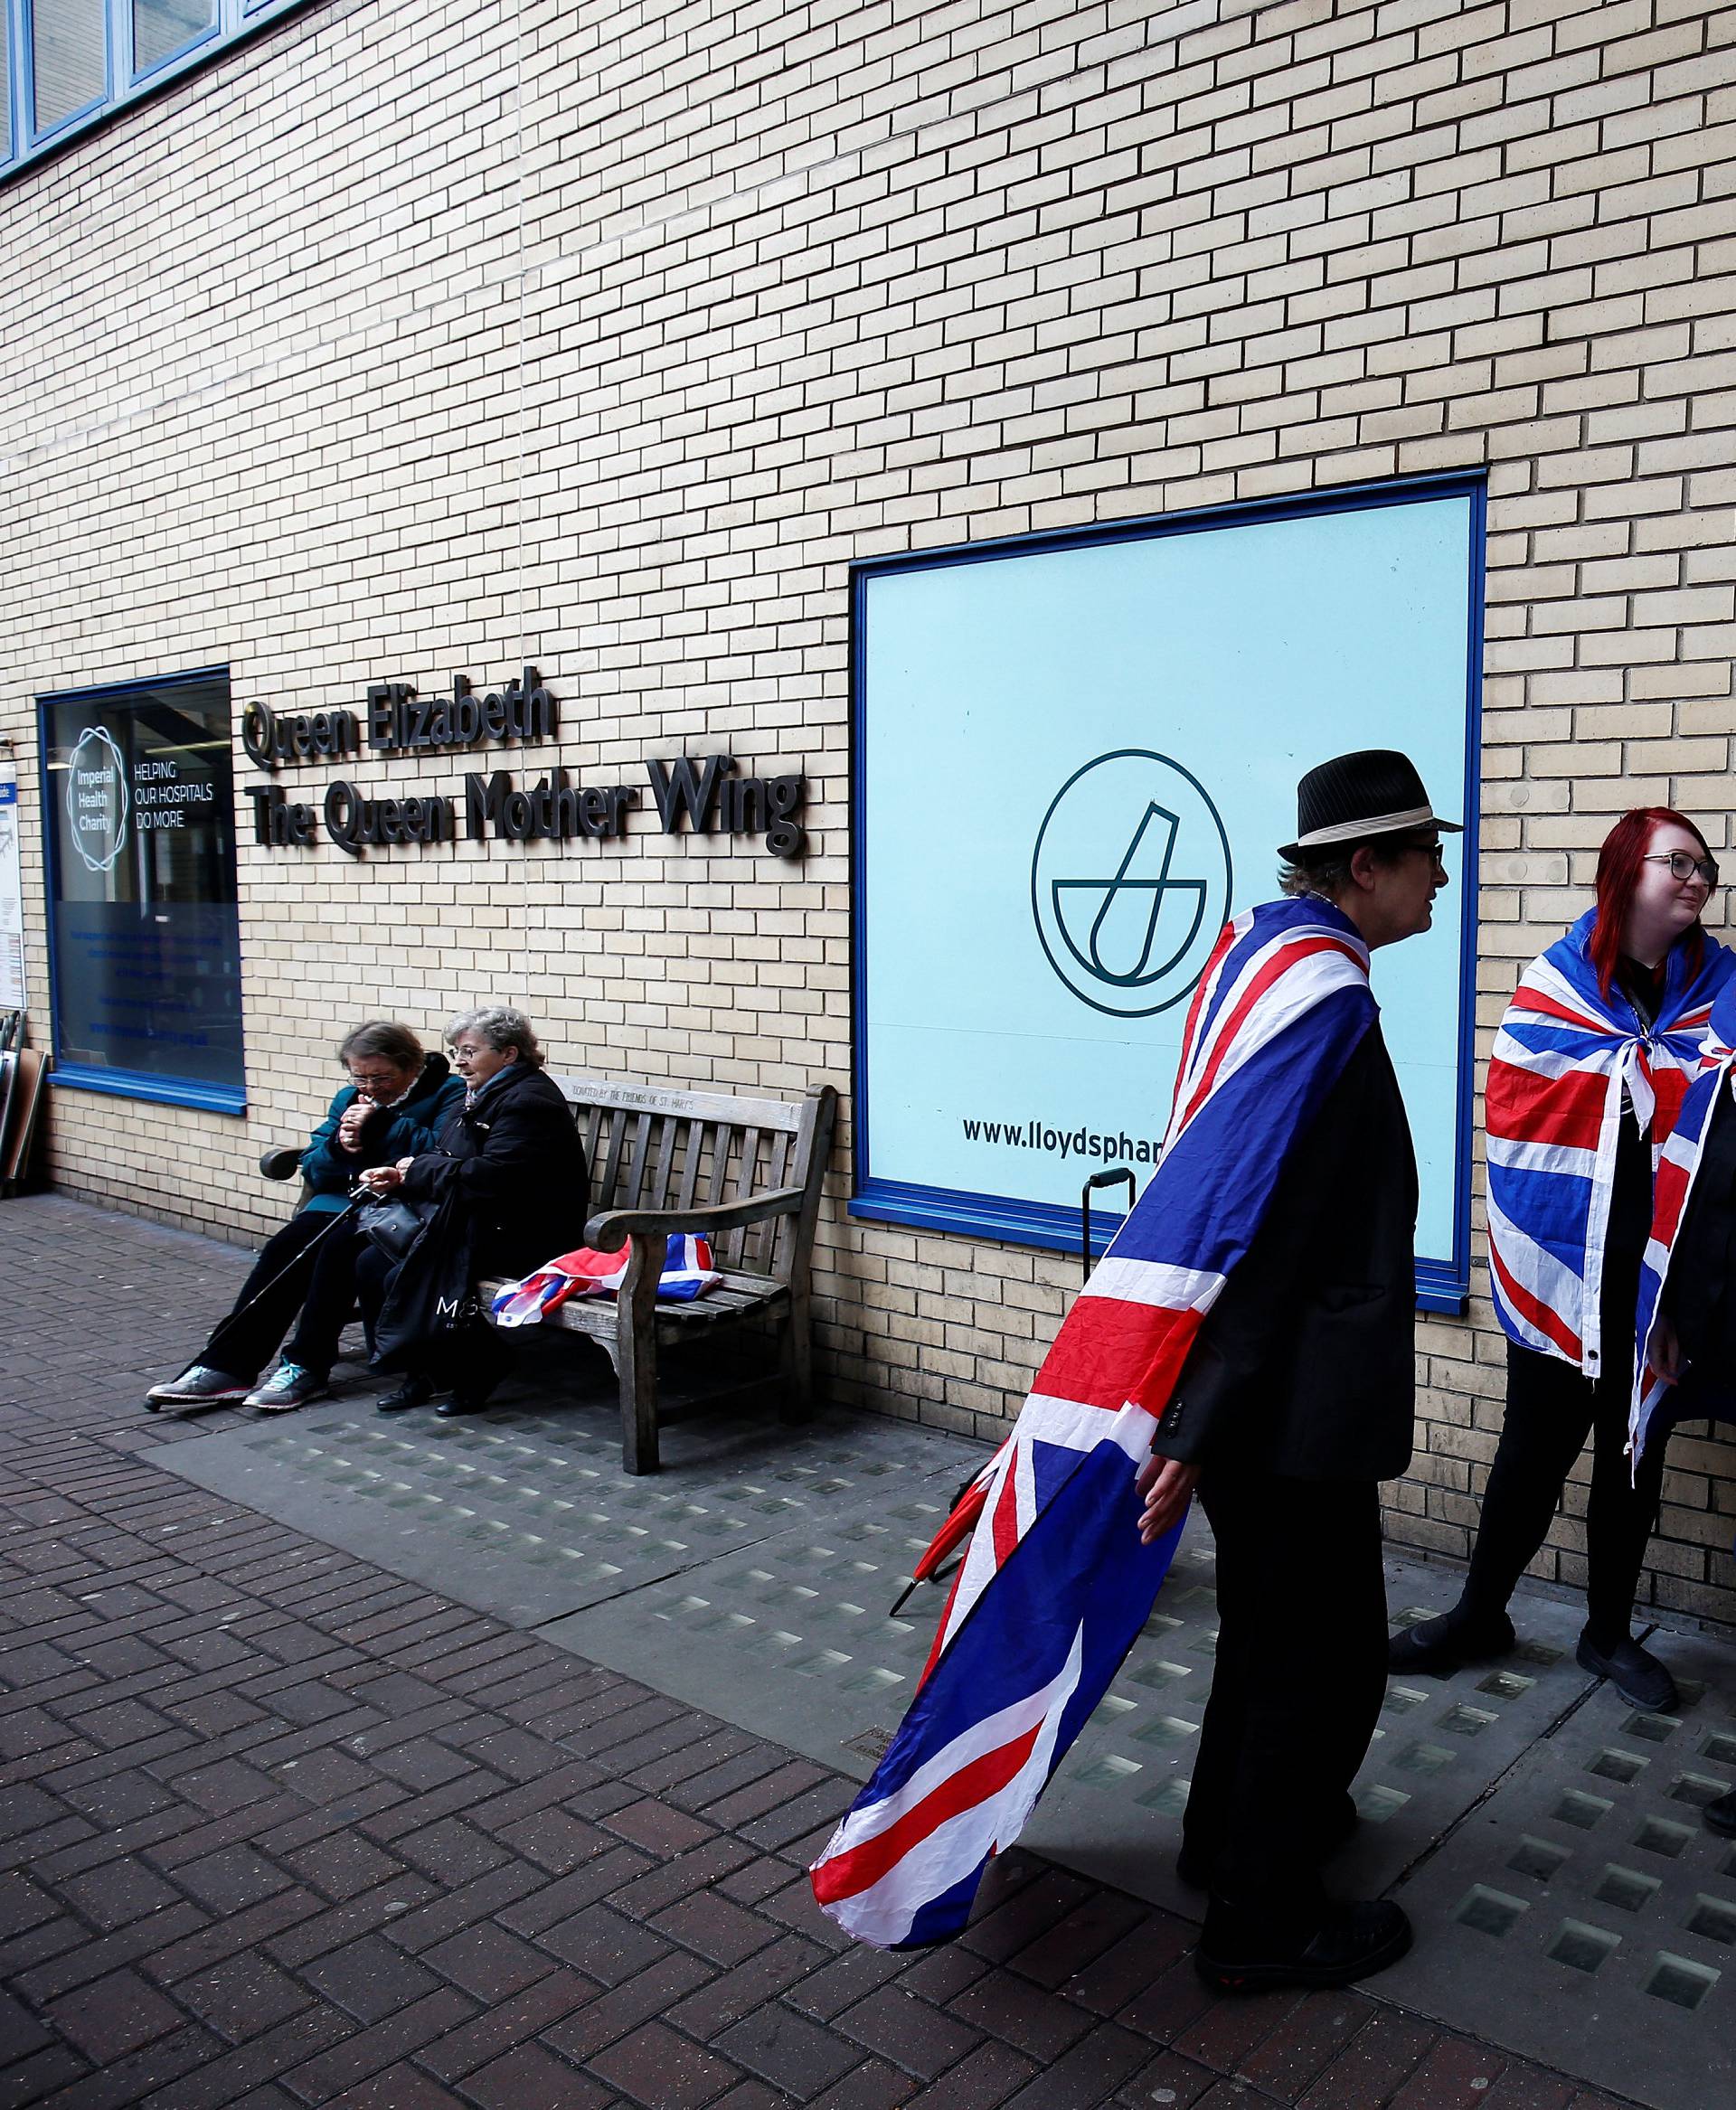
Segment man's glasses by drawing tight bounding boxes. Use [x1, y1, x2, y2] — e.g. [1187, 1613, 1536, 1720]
[1644, 850, 1721, 889]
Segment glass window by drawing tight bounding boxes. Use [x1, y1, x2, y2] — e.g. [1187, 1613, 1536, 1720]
[133, 0, 217, 78]
[41, 674, 246, 1111]
[31, 0, 108, 134]
[1, 8, 12, 161]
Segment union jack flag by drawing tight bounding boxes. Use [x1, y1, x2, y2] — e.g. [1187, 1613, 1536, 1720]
[489, 1234, 721, 1324]
[1631, 983, 1736, 1465]
[1485, 910, 1732, 1378]
[808, 898, 1380, 1948]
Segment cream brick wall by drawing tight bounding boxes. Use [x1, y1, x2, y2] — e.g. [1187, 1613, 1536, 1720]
[4, 0, 1736, 1616]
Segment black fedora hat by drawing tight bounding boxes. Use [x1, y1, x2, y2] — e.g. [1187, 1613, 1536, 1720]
[1279, 749, 1462, 863]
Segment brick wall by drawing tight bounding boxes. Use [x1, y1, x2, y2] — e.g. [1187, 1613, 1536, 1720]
[4, 0, 1734, 1616]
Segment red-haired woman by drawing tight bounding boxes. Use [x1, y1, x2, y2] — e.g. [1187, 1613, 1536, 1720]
[1391, 809, 1734, 1709]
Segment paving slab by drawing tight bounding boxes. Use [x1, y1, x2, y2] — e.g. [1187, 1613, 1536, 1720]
[154, 1374, 984, 1629]
[1382, 1625, 1736, 2110]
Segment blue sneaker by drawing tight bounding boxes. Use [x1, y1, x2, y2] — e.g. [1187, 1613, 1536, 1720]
[146, 1364, 250, 1406]
[244, 1361, 327, 1412]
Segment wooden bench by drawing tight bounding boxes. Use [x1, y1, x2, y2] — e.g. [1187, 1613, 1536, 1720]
[479, 1076, 839, 1474]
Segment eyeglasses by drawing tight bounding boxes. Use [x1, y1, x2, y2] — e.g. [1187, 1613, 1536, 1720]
[1395, 838, 1448, 871]
[1644, 850, 1720, 889]
[347, 1067, 402, 1090]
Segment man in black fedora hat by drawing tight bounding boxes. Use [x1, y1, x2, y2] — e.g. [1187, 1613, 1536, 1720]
[1135, 748, 1460, 1992]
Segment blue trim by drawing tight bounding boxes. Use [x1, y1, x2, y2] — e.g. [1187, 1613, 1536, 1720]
[36, 666, 247, 1118]
[51, 1062, 245, 1115]
[850, 472, 1486, 1311]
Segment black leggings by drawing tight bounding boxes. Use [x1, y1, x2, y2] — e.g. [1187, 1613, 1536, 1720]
[1456, 1340, 1667, 1650]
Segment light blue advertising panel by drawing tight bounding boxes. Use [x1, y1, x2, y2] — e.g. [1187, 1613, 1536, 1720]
[851, 478, 1484, 1311]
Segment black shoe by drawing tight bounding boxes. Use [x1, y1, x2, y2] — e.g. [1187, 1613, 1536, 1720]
[1576, 1630, 1678, 1713]
[1703, 1789, 1736, 1837]
[1387, 1608, 1515, 1677]
[377, 1376, 434, 1414]
[1196, 1899, 1411, 1994]
[435, 1391, 496, 1418]
[1178, 1796, 1360, 1891]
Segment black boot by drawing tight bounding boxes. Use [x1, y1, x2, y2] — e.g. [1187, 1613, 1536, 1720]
[377, 1375, 434, 1414]
[1387, 1606, 1514, 1676]
[1196, 1898, 1411, 1994]
[1576, 1628, 1678, 1713]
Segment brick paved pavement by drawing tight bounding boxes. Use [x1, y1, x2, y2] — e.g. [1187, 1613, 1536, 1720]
[0, 1194, 1643, 2108]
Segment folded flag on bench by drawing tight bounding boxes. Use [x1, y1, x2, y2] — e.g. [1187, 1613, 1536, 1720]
[490, 1234, 721, 1324]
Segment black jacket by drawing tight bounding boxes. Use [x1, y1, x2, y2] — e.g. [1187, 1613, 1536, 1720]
[1147, 1023, 1419, 1483]
[397, 1060, 590, 1278]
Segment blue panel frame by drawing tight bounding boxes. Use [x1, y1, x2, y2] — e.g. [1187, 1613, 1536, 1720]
[38, 664, 247, 1117]
[848, 473, 1486, 1315]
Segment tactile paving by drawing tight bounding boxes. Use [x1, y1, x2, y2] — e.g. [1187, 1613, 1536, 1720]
[1382, 1625, 1736, 2110]
[550, 1529, 1598, 1919]
[156, 1377, 983, 1627]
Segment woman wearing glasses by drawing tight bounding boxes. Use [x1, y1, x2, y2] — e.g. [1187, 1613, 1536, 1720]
[1391, 810, 1734, 1710]
[146, 1022, 464, 1410]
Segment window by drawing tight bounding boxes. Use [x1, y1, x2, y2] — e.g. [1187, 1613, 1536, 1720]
[40, 670, 246, 1113]
[132, 0, 216, 79]
[30, 0, 107, 136]
[5, 0, 315, 178]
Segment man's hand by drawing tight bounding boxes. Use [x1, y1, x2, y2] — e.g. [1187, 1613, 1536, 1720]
[1136, 1454, 1200, 1545]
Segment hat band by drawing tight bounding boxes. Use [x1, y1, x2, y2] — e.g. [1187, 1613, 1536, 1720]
[1291, 804, 1437, 850]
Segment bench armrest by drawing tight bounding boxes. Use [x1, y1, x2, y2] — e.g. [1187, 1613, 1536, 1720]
[259, 1146, 303, 1182]
[585, 1184, 807, 1248]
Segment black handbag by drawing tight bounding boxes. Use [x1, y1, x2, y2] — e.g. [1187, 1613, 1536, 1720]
[356, 1194, 434, 1262]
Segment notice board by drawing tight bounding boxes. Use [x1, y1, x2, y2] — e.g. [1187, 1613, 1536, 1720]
[850, 477, 1484, 1310]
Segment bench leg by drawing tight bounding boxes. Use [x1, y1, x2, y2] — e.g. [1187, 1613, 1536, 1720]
[617, 1240, 663, 1474]
[779, 1283, 816, 1426]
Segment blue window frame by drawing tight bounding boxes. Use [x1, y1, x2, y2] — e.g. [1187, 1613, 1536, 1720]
[850, 473, 1486, 1316]
[5, 0, 313, 176]
[39, 668, 247, 1115]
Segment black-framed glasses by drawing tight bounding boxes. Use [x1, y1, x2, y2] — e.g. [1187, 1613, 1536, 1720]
[1645, 850, 1720, 889]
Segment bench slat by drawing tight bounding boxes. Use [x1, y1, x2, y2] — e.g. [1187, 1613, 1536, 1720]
[621, 1110, 656, 1211]
[553, 1074, 805, 1133]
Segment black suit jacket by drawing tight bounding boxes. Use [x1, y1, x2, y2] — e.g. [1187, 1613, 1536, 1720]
[398, 1060, 590, 1278]
[1147, 1022, 1419, 1483]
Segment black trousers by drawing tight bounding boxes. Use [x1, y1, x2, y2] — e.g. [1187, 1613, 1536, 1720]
[200, 1212, 347, 1382]
[284, 1215, 388, 1380]
[288, 1216, 509, 1396]
[1184, 1472, 1387, 1925]
[1456, 1340, 1667, 1650]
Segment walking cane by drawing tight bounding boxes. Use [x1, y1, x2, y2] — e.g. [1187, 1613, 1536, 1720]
[145, 1190, 369, 1410]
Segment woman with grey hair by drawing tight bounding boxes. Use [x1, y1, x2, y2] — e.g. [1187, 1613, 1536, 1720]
[355, 1004, 589, 1415]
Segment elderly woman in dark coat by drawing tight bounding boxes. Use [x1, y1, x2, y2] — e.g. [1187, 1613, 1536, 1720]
[358, 1005, 590, 1415]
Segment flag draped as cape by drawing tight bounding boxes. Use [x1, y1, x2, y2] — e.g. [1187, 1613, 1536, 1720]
[1632, 981, 1736, 1466]
[1485, 911, 1732, 1379]
[808, 898, 1379, 1948]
